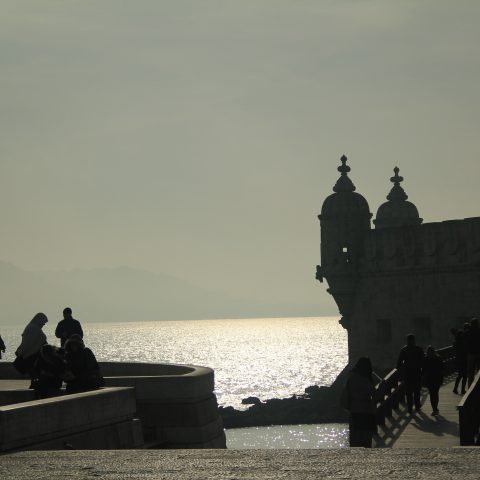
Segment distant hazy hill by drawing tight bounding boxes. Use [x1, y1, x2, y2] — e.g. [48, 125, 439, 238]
[0, 261, 329, 324]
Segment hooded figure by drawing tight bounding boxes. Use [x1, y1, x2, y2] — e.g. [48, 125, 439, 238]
[64, 334, 103, 394]
[14, 313, 48, 378]
[341, 357, 377, 448]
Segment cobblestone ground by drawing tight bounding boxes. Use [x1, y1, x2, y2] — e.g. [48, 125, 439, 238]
[1, 449, 479, 480]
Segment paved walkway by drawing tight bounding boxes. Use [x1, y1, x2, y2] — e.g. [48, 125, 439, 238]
[1, 449, 480, 480]
[375, 379, 461, 448]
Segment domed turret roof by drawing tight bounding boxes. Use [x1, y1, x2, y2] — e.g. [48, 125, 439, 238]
[374, 167, 422, 229]
[320, 155, 371, 218]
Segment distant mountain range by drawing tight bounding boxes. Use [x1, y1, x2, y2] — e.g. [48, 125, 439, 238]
[0, 261, 331, 324]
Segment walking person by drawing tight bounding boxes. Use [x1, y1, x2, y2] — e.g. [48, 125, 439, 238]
[14, 313, 48, 384]
[341, 357, 377, 447]
[0, 334, 5, 359]
[397, 334, 424, 414]
[55, 307, 84, 347]
[423, 346, 444, 416]
[451, 328, 468, 395]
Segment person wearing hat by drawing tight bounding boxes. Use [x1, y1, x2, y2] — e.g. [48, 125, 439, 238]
[55, 307, 84, 347]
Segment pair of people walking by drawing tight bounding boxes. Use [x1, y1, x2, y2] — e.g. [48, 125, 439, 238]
[396, 334, 443, 416]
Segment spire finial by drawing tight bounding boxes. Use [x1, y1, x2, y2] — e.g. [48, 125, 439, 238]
[338, 155, 351, 175]
[333, 154, 356, 193]
[386, 166, 408, 201]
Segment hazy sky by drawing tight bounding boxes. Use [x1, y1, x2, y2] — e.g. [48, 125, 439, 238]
[1, 1, 479, 311]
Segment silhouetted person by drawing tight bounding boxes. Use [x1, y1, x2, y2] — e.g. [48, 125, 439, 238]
[64, 335, 103, 394]
[0, 335, 5, 359]
[14, 313, 48, 384]
[466, 318, 480, 387]
[33, 344, 66, 398]
[55, 307, 83, 347]
[397, 334, 424, 413]
[451, 328, 467, 394]
[423, 346, 443, 416]
[341, 357, 377, 448]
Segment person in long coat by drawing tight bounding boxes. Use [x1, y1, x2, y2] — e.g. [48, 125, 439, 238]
[342, 357, 377, 447]
[14, 313, 48, 381]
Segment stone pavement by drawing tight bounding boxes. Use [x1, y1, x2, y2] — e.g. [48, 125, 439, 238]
[1, 449, 480, 479]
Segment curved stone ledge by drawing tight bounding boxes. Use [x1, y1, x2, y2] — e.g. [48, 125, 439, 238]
[101, 362, 215, 403]
[0, 361, 226, 449]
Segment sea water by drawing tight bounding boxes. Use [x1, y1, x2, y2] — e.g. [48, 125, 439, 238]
[1, 316, 348, 448]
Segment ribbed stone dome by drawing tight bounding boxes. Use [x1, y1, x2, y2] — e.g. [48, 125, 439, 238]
[374, 167, 423, 229]
[320, 155, 371, 218]
[321, 191, 371, 217]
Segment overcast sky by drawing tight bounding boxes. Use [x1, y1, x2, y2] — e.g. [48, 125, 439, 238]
[1, 1, 479, 312]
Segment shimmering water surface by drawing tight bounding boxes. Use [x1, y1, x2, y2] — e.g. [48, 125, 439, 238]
[1, 316, 347, 409]
[226, 424, 349, 449]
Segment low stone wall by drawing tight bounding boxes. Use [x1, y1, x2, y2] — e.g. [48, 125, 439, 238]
[0, 361, 226, 449]
[101, 362, 226, 448]
[0, 387, 143, 452]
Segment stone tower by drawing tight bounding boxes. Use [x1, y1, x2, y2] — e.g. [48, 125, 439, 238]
[317, 158, 480, 369]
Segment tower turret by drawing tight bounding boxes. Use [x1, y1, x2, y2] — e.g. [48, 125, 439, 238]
[374, 167, 422, 229]
[316, 155, 372, 325]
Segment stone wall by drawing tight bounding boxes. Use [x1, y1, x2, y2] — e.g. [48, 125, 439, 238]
[0, 387, 143, 452]
[0, 361, 226, 449]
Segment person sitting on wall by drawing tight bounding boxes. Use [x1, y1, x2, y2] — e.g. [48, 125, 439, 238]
[33, 344, 67, 399]
[341, 357, 377, 448]
[55, 307, 84, 347]
[397, 334, 424, 414]
[423, 346, 444, 416]
[64, 334, 104, 394]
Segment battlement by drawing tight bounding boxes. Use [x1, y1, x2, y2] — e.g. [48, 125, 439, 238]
[363, 216, 480, 273]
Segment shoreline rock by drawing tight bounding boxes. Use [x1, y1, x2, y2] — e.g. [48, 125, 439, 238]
[220, 384, 348, 429]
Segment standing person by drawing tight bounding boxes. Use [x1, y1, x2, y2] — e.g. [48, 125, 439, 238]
[0, 334, 5, 359]
[341, 357, 377, 448]
[423, 346, 444, 416]
[397, 334, 424, 413]
[466, 318, 480, 387]
[55, 307, 83, 347]
[14, 313, 48, 383]
[451, 328, 468, 395]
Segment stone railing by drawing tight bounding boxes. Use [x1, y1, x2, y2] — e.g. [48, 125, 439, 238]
[458, 370, 480, 446]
